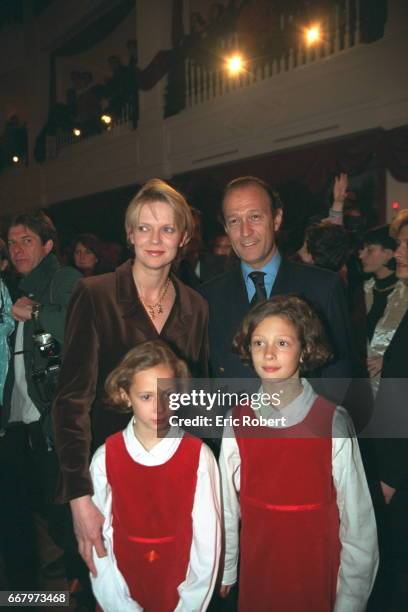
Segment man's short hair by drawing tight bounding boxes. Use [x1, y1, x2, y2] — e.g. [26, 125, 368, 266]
[305, 222, 351, 272]
[221, 176, 283, 222]
[8, 210, 58, 248]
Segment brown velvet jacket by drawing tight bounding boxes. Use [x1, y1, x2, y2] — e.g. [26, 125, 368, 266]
[52, 259, 209, 503]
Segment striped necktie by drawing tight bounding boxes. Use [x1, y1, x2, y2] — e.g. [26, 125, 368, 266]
[249, 271, 267, 305]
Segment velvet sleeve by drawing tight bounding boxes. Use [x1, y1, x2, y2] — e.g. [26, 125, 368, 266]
[52, 280, 100, 503]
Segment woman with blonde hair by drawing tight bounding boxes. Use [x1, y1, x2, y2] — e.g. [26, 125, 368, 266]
[53, 178, 209, 580]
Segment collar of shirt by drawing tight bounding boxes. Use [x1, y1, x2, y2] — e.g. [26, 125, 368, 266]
[257, 378, 317, 427]
[123, 417, 184, 466]
[241, 250, 282, 302]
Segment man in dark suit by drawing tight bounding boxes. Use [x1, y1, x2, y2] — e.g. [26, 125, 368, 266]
[200, 176, 354, 380]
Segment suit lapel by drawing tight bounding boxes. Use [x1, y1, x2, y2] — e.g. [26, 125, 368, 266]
[270, 257, 290, 296]
[227, 266, 251, 327]
[115, 260, 158, 337]
[163, 275, 195, 340]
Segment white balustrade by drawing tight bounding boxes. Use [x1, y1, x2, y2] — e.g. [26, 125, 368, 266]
[183, 1, 361, 108]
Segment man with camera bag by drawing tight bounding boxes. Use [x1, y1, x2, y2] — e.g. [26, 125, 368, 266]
[0, 211, 81, 591]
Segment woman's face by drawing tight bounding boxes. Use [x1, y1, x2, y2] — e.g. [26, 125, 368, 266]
[213, 235, 232, 257]
[74, 242, 98, 273]
[395, 225, 408, 280]
[129, 201, 186, 271]
[358, 243, 393, 275]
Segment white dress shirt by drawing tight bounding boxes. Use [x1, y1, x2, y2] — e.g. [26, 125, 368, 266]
[9, 322, 41, 424]
[220, 379, 379, 612]
[90, 420, 221, 612]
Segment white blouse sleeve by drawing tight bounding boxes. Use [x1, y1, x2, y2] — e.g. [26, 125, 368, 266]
[89, 445, 143, 612]
[219, 417, 241, 586]
[175, 443, 221, 612]
[332, 407, 379, 612]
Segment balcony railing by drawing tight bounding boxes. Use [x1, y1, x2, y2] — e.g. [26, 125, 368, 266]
[46, 101, 137, 160]
[184, 0, 362, 109]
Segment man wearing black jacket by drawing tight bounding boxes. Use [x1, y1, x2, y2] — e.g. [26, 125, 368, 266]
[200, 176, 354, 380]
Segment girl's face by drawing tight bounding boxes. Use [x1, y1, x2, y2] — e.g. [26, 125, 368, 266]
[121, 363, 174, 437]
[74, 242, 98, 273]
[128, 201, 187, 271]
[250, 315, 302, 381]
[395, 225, 408, 280]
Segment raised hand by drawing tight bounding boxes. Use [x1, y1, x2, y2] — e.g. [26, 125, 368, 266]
[333, 173, 348, 206]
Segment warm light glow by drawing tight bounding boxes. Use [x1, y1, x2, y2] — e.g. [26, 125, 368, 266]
[101, 114, 112, 125]
[305, 25, 321, 45]
[73, 128, 81, 137]
[227, 54, 244, 75]
[392, 201, 400, 210]
[12, 155, 19, 163]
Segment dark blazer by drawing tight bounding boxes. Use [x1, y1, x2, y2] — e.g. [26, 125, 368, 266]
[52, 259, 209, 503]
[199, 258, 354, 380]
[176, 252, 228, 290]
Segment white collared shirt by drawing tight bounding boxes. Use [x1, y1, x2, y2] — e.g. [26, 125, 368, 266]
[90, 421, 221, 612]
[220, 380, 379, 612]
[9, 322, 41, 424]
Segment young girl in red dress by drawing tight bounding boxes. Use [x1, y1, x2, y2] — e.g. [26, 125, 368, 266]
[90, 340, 221, 612]
[219, 296, 378, 612]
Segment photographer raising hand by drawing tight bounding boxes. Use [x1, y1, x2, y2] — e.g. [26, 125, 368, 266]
[0, 211, 81, 591]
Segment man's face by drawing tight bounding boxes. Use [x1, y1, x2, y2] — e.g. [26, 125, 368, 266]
[8, 225, 53, 275]
[223, 185, 283, 268]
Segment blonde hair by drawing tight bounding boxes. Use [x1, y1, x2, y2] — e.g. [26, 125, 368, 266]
[390, 209, 408, 239]
[105, 340, 190, 412]
[125, 178, 194, 243]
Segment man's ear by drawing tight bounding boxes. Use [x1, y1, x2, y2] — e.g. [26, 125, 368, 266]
[44, 239, 54, 255]
[273, 208, 283, 232]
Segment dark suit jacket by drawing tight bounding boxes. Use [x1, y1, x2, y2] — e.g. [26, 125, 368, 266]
[199, 258, 354, 380]
[176, 252, 228, 290]
[52, 259, 209, 503]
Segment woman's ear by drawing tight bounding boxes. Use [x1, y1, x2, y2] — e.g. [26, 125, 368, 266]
[179, 231, 189, 248]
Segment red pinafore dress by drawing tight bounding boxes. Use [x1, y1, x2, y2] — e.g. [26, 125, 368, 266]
[234, 396, 341, 612]
[105, 432, 202, 612]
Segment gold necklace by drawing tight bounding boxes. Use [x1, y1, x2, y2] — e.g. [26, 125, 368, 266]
[139, 278, 171, 320]
[373, 282, 397, 293]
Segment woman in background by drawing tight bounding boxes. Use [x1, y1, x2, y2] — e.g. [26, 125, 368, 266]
[359, 225, 408, 395]
[70, 233, 113, 277]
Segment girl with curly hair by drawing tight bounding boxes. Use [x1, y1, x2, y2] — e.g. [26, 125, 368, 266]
[219, 295, 378, 612]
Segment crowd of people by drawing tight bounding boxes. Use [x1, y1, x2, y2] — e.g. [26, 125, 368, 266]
[44, 40, 139, 144]
[0, 174, 407, 612]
